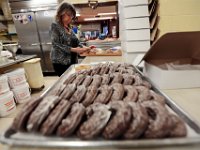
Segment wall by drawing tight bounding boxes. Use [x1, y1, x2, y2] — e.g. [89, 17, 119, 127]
[158, 0, 200, 37]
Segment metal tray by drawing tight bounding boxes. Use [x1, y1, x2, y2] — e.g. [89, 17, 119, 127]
[1, 64, 200, 149]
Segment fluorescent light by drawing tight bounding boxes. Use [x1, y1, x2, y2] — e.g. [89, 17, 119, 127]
[97, 12, 117, 16]
[76, 13, 81, 17]
[84, 17, 113, 21]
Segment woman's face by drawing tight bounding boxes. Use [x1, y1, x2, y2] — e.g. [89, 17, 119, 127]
[62, 12, 73, 26]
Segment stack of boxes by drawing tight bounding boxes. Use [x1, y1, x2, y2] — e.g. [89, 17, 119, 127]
[7, 68, 31, 104]
[0, 68, 32, 117]
[119, 0, 159, 63]
[0, 75, 16, 117]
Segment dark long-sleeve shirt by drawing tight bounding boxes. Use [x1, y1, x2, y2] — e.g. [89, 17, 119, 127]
[50, 22, 82, 65]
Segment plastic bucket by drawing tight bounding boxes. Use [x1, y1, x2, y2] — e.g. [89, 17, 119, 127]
[23, 58, 45, 89]
[0, 91, 16, 117]
[12, 82, 31, 104]
[0, 75, 10, 95]
[6, 68, 27, 89]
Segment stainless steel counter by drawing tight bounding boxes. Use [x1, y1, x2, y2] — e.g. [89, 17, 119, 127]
[0, 55, 37, 69]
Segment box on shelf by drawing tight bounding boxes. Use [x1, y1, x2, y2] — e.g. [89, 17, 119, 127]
[142, 31, 200, 89]
[121, 0, 157, 19]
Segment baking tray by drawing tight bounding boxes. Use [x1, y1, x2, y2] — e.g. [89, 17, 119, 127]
[1, 64, 200, 149]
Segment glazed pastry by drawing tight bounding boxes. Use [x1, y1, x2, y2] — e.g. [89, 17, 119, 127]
[132, 74, 143, 86]
[82, 86, 98, 107]
[82, 76, 93, 87]
[40, 100, 71, 136]
[168, 114, 187, 137]
[108, 66, 116, 74]
[60, 84, 76, 100]
[110, 73, 123, 84]
[50, 83, 66, 97]
[149, 90, 166, 105]
[78, 103, 111, 139]
[126, 69, 135, 75]
[123, 74, 134, 85]
[70, 85, 87, 103]
[101, 74, 111, 85]
[63, 73, 77, 85]
[99, 63, 110, 75]
[27, 96, 61, 132]
[142, 80, 152, 89]
[123, 85, 138, 102]
[57, 103, 86, 137]
[90, 64, 102, 75]
[90, 75, 102, 88]
[123, 102, 149, 139]
[94, 85, 113, 104]
[141, 101, 170, 138]
[110, 83, 124, 101]
[116, 67, 127, 74]
[11, 97, 42, 132]
[72, 74, 86, 85]
[103, 101, 132, 139]
[136, 86, 151, 102]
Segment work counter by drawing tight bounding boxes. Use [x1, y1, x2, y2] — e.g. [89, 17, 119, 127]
[0, 55, 37, 69]
[0, 56, 200, 150]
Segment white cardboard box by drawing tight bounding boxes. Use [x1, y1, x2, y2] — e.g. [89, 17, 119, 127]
[121, 0, 149, 7]
[123, 5, 149, 18]
[123, 17, 150, 30]
[142, 32, 200, 89]
[121, 41, 150, 52]
[121, 29, 151, 41]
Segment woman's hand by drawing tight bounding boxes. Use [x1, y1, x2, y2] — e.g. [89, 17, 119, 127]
[71, 47, 91, 54]
[80, 47, 92, 54]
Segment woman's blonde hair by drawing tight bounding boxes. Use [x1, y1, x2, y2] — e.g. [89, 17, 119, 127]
[55, 2, 76, 26]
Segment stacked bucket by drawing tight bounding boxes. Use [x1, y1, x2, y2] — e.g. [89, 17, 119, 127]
[0, 68, 31, 117]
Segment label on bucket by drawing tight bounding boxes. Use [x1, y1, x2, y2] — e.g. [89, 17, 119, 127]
[13, 83, 31, 103]
[8, 74, 26, 89]
[0, 97, 16, 117]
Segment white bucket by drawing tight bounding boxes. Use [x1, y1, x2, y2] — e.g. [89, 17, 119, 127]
[12, 82, 31, 104]
[0, 75, 10, 95]
[0, 91, 16, 117]
[7, 68, 27, 89]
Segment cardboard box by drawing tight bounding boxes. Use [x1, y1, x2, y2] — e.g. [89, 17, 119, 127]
[123, 5, 149, 18]
[121, 29, 151, 41]
[159, 0, 200, 16]
[123, 17, 150, 30]
[121, 41, 150, 52]
[142, 32, 200, 89]
[121, 0, 149, 7]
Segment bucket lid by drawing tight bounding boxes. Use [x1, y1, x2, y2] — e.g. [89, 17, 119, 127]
[12, 82, 29, 91]
[23, 58, 41, 64]
[0, 74, 7, 81]
[0, 91, 14, 99]
[6, 68, 25, 76]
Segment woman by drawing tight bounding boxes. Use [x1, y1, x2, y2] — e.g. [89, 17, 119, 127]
[50, 2, 90, 76]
